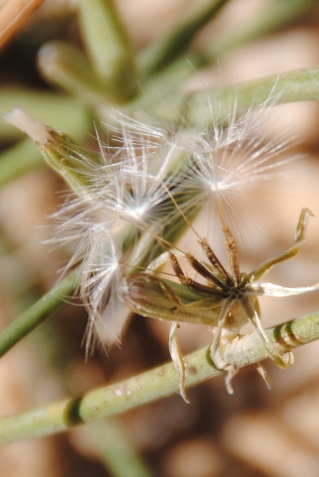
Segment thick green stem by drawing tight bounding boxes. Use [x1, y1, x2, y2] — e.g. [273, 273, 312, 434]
[137, 66, 319, 127]
[1, 309, 319, 445]
[186, 67, 319, 125]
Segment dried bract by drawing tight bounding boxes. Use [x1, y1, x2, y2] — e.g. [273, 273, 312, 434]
[121, 207, 319, 399]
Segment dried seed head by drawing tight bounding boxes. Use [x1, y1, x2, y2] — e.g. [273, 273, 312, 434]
[4, 98, 300, 355]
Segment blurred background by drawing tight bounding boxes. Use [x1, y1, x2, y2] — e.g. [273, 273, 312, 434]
[1, 0, 319, 476]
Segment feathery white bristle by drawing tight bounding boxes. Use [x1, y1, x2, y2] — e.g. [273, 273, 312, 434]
[4, 108, 52, 144]
[47, 101, 298, 351]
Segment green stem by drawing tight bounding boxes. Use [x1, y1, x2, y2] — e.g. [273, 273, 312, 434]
[37, 41, 111, 110]
[138, 0, 229, 79]
[132, 0, 314, 113]
[129, 66, 319, 127]
[0, 269, 78, 358]
[1, 309, 319, 445]
[78, 0, 136, 101]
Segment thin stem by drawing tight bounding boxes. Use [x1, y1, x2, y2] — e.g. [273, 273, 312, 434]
[138, 0, 229, 79]
[37, 41, 111, 110]
[0, 269, 79, 358]
[129, 0, 314, 113]
[78, 0, 136, 101]
[1, 309, 319, 445]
